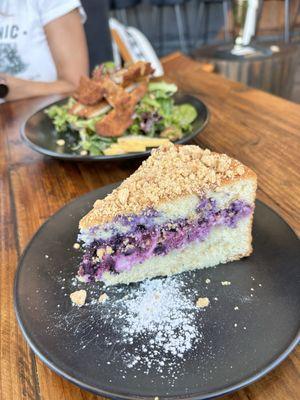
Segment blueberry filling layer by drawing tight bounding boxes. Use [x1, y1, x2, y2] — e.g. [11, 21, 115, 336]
[78, 199, 252, 281]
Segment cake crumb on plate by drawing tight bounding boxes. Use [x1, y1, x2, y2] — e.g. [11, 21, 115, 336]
[221, 281, 231, 286]
[196, 297, 210, 308]
[70, 290, 87, 307]
[99, 293, 109, 303]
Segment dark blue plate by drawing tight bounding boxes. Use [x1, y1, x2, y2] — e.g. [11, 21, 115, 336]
[14, 184, 300, 399]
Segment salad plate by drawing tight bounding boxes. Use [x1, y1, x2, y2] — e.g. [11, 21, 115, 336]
[14, 183, 300, 399]
[20, 93, 209, 162]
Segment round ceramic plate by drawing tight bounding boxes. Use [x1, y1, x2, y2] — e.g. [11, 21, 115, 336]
[20, 94, 209, 161]
[14, 184, 300, 399]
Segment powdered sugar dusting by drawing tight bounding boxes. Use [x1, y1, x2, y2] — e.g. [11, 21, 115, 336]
[95, 275, 205, 374]
[120, 277, 201, 358]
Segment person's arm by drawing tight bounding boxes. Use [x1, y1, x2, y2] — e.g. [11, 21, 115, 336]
[3, 8, 89, 101]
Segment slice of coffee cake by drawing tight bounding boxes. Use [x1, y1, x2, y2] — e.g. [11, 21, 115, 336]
[78, 143, 257, 285]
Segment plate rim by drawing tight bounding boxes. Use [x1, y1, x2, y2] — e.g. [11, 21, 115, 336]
[14, 185, 300, 399]
[20, 94, 210, 162]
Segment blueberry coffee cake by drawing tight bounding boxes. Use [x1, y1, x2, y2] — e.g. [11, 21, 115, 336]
[78, 143, 257, 285]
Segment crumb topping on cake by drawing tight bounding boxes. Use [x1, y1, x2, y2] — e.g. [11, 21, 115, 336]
[80, 143, 256, 229]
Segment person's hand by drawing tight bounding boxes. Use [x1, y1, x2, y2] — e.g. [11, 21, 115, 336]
[0, 73, 76, 102]
[0, 73, 28, 101]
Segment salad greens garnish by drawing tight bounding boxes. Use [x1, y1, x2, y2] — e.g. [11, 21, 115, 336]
[45, 79, 198, 156]
[128, 81, 197, 140]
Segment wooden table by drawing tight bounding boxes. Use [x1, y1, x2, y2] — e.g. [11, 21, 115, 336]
[1, 52, 299, 400]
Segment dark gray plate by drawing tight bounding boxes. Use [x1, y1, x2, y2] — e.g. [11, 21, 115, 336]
[20, 94, 209, 161]
[14, 183, 300, 399]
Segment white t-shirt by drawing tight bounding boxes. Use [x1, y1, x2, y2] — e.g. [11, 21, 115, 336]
[0, 0, 86, 82]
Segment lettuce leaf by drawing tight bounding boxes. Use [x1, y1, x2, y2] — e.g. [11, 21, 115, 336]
[148, 82, 178, 98]
[173, 104, 198, 130]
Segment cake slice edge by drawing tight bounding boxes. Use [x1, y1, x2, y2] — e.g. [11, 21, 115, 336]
[77, 144, 257, 286]
[99, 174, 256, 285]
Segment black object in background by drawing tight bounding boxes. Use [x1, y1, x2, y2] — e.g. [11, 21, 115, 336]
[81, 0, 113, 72]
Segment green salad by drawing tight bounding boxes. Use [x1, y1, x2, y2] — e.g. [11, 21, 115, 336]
[45, 81, 198, 156]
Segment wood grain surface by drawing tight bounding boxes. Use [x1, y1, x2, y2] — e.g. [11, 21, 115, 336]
[0, 52, 299, 400]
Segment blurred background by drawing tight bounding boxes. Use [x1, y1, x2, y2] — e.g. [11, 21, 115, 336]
[82, 0, 300, 102]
